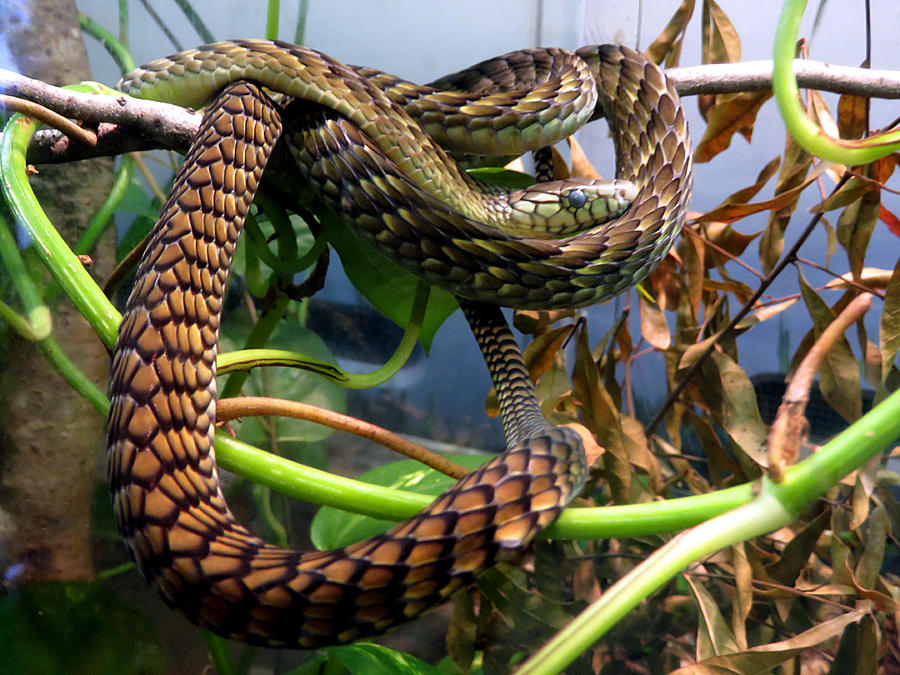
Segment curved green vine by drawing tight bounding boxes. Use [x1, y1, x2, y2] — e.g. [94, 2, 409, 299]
[773, 0, 900, 164]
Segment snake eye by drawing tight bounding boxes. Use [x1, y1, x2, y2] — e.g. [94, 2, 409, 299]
[567, 189, 586, 208]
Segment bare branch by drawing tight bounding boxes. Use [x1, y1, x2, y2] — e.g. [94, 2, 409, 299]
[668, 60, 900, 99]
[2, 56, 900, 165]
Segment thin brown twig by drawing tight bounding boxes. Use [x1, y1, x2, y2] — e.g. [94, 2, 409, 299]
[102, 228, 152, 298]
[130, 151, 167, 202]
[216, 396, 471, 480]
[646, 174, 853, 436]
[681, 225, 766, 280]
[767, 293, 873, 481]
[0, 93, 97, 146]
[795, 256, 886, 300]
[844, 167, 900, 196]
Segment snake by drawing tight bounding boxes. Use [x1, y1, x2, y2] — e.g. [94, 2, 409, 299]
[107, 40, 691, 647]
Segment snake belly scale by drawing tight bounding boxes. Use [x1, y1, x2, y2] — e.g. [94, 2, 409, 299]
[107, 41, 691, 647]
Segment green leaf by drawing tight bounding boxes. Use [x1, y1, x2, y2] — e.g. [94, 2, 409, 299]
[466, 167, 535, 189]
[323, 643, 445, 675]
[0, 581, 165, 675]
[310, 455, 489, 549]
[317, 205, 457, 352]
[221, 315, 346, 445]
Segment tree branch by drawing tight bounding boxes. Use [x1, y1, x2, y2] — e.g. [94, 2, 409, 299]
[668, 59, 900, 99]
[2, 57, 899, 165]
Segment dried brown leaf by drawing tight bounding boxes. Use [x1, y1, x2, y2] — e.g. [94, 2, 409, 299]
[571, 328, 631, 501]
[694, 90, 772, 162]
[880, 204, 900, 237]
[838, 91, 869, 140]
[702, 278, 756, 306]
[567, 136, 599, 180]
[855, 503, 888, 589]
[720, 156, 782, 207]
[621, 415, 661, 493]
[731, 543, 752, 651]
[536, 359, 575, 424]
[760, 136, 814, 273]
[735, 298, 797, 331]
[766, 510, 830, 586]
[824, 266, 894, 291]
[639, 292, 671, 350]
[712, 351, 768, 467]
[701, 222, 761, 272]
[797, 272, 862, 423]
[646, 0, 697, 67]
[838, 176, 881, 280]
[549, 145, 570, 179]
[685, 575, 740, 660]
[812, 176, 876, 213]
[850, 456, 879, 531]
[685, 408, 743, 483]
[683, 225, 706, 321]
[647, 252, 682, 311]
[670, 609, 866, 675]
[701, 0, 741, 65]
[807, 88, 841, 142]
[880, 258, 900, 384]
[695, 161, 829, 224]
[523, 324, 574, 382]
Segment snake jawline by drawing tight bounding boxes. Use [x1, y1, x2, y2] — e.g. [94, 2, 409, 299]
[107, 43, 691, 648]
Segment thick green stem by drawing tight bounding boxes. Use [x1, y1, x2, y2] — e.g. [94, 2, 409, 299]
[515, 386, 900, 674]
[516, 490, 792, 674]
[0, 205, 50, 339]
[265, 0, 281, 40]
[773, 0, 900, 164]
[0, 112, 121, 348]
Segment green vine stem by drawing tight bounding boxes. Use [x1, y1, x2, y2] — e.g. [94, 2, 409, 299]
[0, 206, 51, 340]
[74, 155, 134, 255]
[218, 284, 427, 392]
[266, 0, 281, 40]
[516, 384, 900, 674]
[0, 110, 122, 347]
[78, 13, 135, 74]
[773, 0, 900, 164]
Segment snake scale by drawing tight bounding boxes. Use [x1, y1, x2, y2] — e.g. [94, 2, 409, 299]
[107, 40, 691, 647]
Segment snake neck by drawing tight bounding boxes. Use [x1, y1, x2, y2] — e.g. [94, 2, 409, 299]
[458, 300, 550, 447]
[575, 44, 693, 236]
[283, 45, 692, 310]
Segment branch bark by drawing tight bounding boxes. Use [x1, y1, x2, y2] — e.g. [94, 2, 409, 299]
[2, 57, 899, 165]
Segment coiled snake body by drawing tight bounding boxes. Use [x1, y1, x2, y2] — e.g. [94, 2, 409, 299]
[108, 41, 691, 647]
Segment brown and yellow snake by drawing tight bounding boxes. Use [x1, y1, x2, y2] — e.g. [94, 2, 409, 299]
[107, 40, 691, 647]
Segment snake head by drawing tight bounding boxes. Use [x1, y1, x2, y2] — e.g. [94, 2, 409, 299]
[506, 177, 638, 239]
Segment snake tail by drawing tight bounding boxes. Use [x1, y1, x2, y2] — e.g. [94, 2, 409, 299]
[107, 84, 586, 647]
[107, 41, 690, 648]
